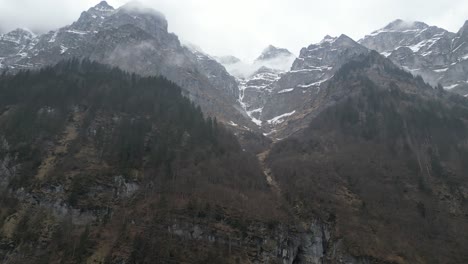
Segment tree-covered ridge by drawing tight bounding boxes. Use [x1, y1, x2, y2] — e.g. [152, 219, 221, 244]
[268, 53, 468, 263]
[0, 58, 265, 189]
[0, 59, 282, 263]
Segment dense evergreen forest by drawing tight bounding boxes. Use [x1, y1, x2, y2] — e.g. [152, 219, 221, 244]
[0, 59, 283, 263]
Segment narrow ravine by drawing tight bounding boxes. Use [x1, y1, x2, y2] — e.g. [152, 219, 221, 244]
[257, 148, 282, 196]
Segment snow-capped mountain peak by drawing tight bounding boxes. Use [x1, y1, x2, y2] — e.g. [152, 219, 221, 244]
[319, 35, 336, 44]
[359, 19, 468, 95]
[363, 19, 430, 39]
[256, 45, 294, 61]
[92, 1, 115, 12]
[383, 19, 428, 31]
[0, 28, 35, 44]
[254, 45, 296, 72]
[0, 28, 37, 59]
[314, 34, 357, 49]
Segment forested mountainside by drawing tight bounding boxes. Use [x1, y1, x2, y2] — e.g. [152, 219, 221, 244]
[0, 54, 467, 264]
[0, 60, 287, 263]
[267, 52, 468, 263]
[0, 1, 467, 263]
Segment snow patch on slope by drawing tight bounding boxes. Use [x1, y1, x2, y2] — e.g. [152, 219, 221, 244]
[238, 81, 263, 126]
[49, 31, 58, 43]
[60, 45, 68, 54]
[444, 84, 458, 90]
[278, 88, 294, 94]
[267, 111, 296, 125]
[66, 30, 88, 35]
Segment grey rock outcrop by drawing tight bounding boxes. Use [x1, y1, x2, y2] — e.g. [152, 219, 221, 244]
[166, 217, 375, 264]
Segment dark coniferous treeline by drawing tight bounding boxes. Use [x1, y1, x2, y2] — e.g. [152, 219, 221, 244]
[0, 59, 280, 263]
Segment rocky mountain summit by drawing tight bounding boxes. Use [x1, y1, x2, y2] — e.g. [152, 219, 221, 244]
[359, 19, 468, 96]
[0, 28, 36, 60]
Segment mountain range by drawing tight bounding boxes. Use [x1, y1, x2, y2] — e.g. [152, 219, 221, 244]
[0, 1, 467, 263]
[2, 3, 468, 138]
[0, 1, 253, 131]
[215, 19, 468, 138]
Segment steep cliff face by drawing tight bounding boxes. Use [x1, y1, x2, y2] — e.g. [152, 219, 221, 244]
[163, 218, 382, 264]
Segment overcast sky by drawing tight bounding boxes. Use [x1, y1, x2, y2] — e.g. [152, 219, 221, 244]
[0, 0, 467, 61]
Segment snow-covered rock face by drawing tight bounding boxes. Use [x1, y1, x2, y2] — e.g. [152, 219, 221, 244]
[360, 19, 435, 53]
[293, 35, 368, 71]
[0, 28, 35, 45]
[218, 45, 297, 128]
[256, 35, 368, 137]
[0, 1, 252, 130]
[0, 28, 37, 58]
[229, 36, 369, 138]
[359, 19, 468, 95]
[238, 67, 283, 126]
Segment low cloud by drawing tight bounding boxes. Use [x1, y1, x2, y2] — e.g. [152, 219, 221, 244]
[0, 0, 467, 61]
[222, 54, 297, 79]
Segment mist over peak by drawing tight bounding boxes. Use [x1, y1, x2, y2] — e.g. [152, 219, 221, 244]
[383, 19, 429, 31]
[118, 0, 165, 19]
[217, 45, 296, 79]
